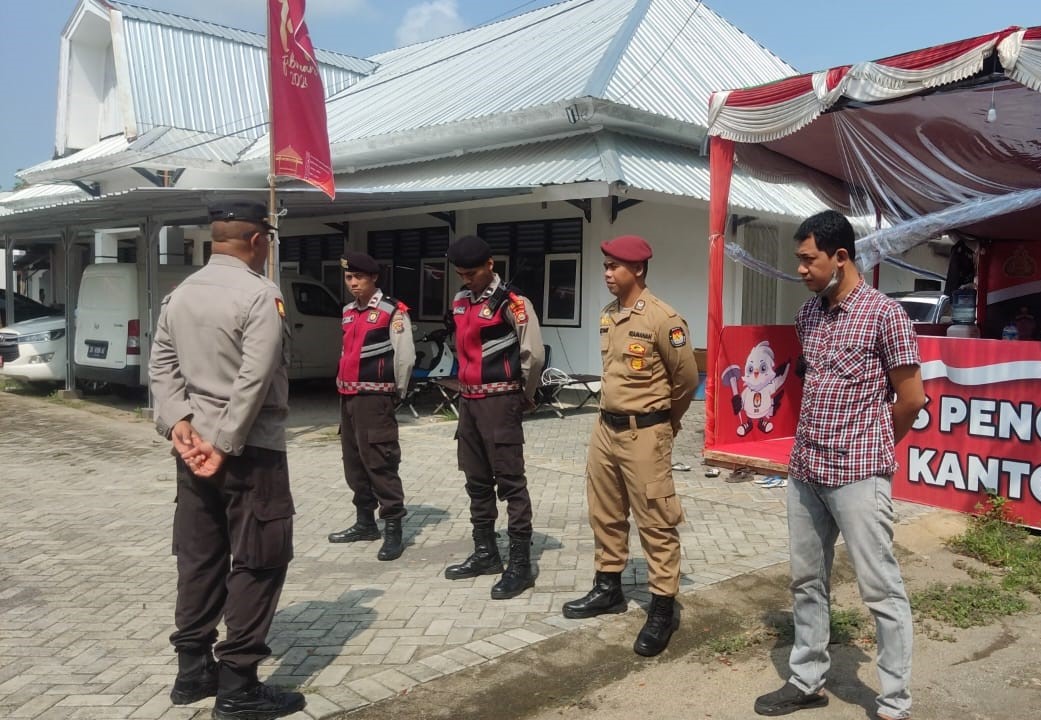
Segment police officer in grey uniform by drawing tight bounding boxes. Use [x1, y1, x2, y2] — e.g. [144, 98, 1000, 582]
[149, 201, 305, 719]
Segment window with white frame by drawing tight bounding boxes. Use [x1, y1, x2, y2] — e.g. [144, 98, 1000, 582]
[367, 226, 450, 314]
[476, 218, 582, 327]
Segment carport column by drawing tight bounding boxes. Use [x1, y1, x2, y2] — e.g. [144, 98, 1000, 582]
[158, 226, 184, 265]
[141, 219, 161, 416]
[61, 228, 79, 396]
[3, 235, 14, 324]
[93, 230, 119, 263]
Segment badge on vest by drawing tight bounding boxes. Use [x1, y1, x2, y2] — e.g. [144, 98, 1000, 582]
[627, 342, 646, 356]
[275, 298, 286, 318]
[454, 305, 466, 315]
[630, 357, 646, 370]
[669, 326, 687, 347]
[480, 305, 494, 319]
[367, 310, 380, 323]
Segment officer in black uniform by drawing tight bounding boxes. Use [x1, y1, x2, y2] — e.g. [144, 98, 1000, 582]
[442, 235, 544, 600]
[149, 201, 304, 719]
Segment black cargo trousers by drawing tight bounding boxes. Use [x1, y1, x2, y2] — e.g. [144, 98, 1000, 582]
[170, 446, 294, 678]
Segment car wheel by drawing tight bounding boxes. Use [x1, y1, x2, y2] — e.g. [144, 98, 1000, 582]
[76, 379, 111, 395]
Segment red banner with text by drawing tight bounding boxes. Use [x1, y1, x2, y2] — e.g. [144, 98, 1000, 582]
[268, 0, 335, 199]
[896, 336, 1041, 528]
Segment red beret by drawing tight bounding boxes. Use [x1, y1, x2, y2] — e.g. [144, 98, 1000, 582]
[600, 235, 653, 263]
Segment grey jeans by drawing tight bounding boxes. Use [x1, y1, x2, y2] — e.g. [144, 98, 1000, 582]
[787, 475, 912, 720]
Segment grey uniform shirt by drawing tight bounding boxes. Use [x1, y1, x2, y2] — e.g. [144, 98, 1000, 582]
[149, 254, 290, 454]
[343, 289, 416, 399]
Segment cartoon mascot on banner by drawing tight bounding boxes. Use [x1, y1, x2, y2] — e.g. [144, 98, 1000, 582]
[722, 341, 790, 437]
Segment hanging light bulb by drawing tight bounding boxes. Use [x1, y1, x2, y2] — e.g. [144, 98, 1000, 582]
[985, 86, 997, 123]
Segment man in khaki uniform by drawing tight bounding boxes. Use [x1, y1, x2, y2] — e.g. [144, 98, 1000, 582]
[562, 234, 699, 657]
[149, 201, 304, 719]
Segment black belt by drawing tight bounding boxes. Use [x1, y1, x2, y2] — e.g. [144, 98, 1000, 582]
[600, 409, 670, 429]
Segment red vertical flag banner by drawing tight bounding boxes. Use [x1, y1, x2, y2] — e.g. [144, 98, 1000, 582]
[267, 0, 335, 199]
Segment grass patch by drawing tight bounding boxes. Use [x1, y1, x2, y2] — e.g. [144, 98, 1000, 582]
[709, 609, 870, 658]
[948, 494, 1041, 598]
[829, 607, 871, 644]
[911, 582, 1026, 628]
[912, 494, 1040, 629]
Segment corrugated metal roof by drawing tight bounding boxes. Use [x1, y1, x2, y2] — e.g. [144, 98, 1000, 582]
[0, 184, 90, 213]
[109, 1, 373, 138]
[324, 0, 628, 144]
[317, 131, 828, 219]
[610, 133, 831, 217]
[313, 0, 793, 148]
[333, 135, 607, 192]
[602, 1, 795, 127]
[17, 136, 130, 176]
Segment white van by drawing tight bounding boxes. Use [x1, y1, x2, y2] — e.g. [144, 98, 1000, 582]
[74, 263, 343, 389]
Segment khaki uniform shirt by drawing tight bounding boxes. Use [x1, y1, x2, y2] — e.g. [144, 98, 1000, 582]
[149, 254, 290, 454]
[599, 288, 700, 429]
[461, 274, 545, 401]
[344, 289, 416, 399]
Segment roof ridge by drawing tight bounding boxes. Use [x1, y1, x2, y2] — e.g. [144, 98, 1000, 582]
[582, 0, 650, 98]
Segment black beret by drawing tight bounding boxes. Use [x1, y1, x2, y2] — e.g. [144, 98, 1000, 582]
[446, 235, 492, 268]
[208, 201, 274, 230]
[340, 251, 381, 274]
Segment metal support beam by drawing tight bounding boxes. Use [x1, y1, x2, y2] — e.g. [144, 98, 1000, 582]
[132, 167, 185, 187]
[71, 180, 101, 198]
[142, 218, 161, 416]
[3, 234, 15, 325]
[62, 228, 75, 392]
[428, 211, 456, 232]
[610, 196, 642, 223]
[565, 199, 591, 223]
[729, 214, 757, 234]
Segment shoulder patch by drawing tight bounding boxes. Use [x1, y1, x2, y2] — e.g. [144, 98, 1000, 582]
[392, 319, 405, 334]
[669, 326, 687, 348]
[508, 294, 528, 325]
[275, 297, 286, 319]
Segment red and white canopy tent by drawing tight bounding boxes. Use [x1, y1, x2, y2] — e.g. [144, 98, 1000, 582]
[703, 26, 1041, 451]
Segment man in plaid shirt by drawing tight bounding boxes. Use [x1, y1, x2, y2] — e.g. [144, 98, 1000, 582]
[755, 211, 925, 720]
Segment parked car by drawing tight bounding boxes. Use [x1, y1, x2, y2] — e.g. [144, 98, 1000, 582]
[887, 290, 952, 324]
[0, 314, 67, 386]
[73, 263, 343, 390]
[0, 289, 62, 327]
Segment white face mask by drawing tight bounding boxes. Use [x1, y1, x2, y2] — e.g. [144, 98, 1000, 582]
[817, 267, 841, 298]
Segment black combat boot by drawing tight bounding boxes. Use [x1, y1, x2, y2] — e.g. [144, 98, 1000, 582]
[170, 650, 218, 705]
[444, 525, 503, 579]
[490, 533, 535, 599]
[328, 509, 380, 543]
[562, 571, 627, 618]
[633, 593, 678, 657]
[377, 518, 404, 561]
[213, 663, 305, 720]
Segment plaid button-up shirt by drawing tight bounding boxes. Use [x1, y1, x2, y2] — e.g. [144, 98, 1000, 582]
[789, 281, 920, 487]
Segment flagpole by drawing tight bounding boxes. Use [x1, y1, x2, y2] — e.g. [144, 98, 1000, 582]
[266, 2, 280, 285]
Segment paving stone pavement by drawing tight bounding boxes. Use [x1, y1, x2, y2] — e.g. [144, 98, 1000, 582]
[0, 389, 926, 719]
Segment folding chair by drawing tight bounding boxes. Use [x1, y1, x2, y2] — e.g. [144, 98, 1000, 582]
[431, 378, 461, 416]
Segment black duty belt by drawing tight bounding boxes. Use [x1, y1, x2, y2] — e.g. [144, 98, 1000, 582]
[600, 409, 670, 430]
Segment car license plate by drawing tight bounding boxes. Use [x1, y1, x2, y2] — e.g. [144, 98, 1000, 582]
[87, 341, 108, 359]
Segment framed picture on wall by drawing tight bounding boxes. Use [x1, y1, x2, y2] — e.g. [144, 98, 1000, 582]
[542, 252, 580, 326]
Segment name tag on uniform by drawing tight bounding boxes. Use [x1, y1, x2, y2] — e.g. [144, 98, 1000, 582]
[454, 306, 466, 315]
[343, 315, 355, 325]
